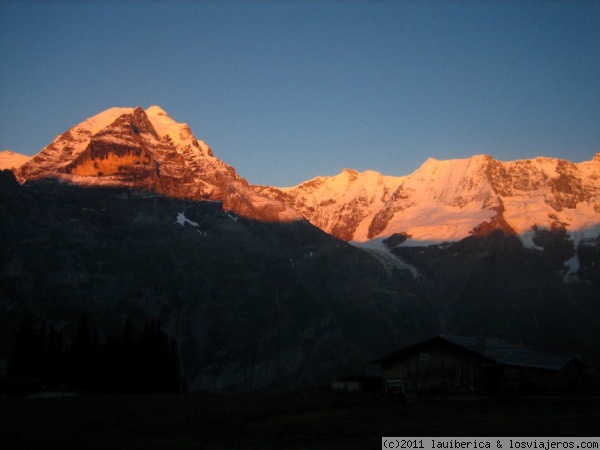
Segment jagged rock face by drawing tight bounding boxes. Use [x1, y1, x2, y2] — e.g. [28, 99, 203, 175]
[257, 153, 600, 248]
[64, 107, 170, 192]
[486, 156, 600, 213]
[16, 106, 302, 223]
[486, 155, 600, 252]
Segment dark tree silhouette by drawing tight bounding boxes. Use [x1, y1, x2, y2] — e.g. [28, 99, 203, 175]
[8, 317, 45, 378]
[42, 324, 64, 385]
[8, 315, 182, 394]
[65, 315, 101, 390]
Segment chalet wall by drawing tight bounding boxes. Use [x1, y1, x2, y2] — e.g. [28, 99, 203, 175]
[502, 362, 583, 394]
[379, 339, 584, 395]
[381, 340, 487, 393]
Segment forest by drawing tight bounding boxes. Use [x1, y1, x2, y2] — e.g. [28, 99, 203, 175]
[5, 315, 182, 395]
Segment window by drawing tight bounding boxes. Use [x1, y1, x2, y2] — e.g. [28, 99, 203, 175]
[419, 352, 429, 363]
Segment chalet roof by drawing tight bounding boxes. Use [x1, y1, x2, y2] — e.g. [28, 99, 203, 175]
[372, 335, 579, 371]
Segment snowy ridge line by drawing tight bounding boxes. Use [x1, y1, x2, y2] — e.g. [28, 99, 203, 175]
[0, 150, 31, 170]
[257, 152, 600, 250]
[6, 104, 600, 250]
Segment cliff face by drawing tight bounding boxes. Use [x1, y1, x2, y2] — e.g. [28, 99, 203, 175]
[16, 106, 302, 223]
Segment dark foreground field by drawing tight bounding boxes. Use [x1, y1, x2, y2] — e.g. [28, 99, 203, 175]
[1, 391, 598, 449]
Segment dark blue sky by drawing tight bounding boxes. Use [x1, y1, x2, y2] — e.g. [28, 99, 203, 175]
[1, 0, 599, 186]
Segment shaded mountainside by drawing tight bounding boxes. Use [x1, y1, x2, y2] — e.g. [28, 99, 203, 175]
[1, 171, 600, 391]
[2, 105, 600, 388]
[0, 171, 435, 389]
[392, 231, 600, 363]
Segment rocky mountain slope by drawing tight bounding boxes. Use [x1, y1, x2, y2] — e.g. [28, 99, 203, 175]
[256, 153, 600, 248]
[2, 170, 599, 389]
[12, 105, 600, 251]
[15, 106, 301, 223]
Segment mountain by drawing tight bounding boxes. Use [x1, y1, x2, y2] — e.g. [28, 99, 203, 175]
[2, 105, 600, 390]
[0, 170, 432, 389]
[0, 150, 30, 170]
[256, 154, 600, 248]
[16, 106, 301, 223]
[2, 106, 434, 389]
[14, 104, 600, 249]
[255, 168, 405, 241]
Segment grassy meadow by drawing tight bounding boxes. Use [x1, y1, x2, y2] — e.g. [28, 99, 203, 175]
[1, 391, 598, 449]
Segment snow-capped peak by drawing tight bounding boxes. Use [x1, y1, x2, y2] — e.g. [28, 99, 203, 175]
[254, 168, 405, 241]
[360, 155, 501, 245]
[9, 105, 599, 247]
[14, 106, 302, 223]
[146, 106, 186, 143]
[146, 105, 169, 116]
[84, 107, 135, 135]
[0, 150, 31, 170]
[258, 153, 600, 250]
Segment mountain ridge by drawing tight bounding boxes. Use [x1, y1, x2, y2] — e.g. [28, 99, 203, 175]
[255, 152, 600, 250]
[6, 105, 600, 254]
[15, 106, 302, 224]
[2, 105, 600, 388]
